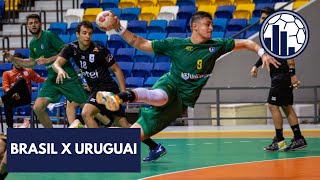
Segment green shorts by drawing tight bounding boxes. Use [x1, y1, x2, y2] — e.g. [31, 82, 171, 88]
[136, 74, 187, 138]
[37, 78, 88, 104]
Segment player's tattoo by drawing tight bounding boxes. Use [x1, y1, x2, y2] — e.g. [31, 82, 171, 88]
[129, 35, 138, 46]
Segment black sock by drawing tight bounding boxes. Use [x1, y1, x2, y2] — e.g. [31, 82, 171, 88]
[291, 124, 302, 138]
[275, 129, 284, 141]
[117, 90, 136, 102]
[142, 138, 158, 150]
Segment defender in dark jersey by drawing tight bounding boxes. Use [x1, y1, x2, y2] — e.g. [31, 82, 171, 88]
[53, 21, 164, 161]
[251, 7, 307, 151]
[95, 11, 279, 161]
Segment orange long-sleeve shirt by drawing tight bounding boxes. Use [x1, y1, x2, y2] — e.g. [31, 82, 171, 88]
[2, 68, 46, 93]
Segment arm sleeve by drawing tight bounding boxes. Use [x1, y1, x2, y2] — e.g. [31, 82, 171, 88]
[2, 72, 11, 92]
[254, 58, 263, 68]
[29, 70, 46, 84]
[59, 44, 73, 61]
[152, 38, 175, 57]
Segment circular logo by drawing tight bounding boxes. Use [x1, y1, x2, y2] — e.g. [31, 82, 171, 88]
[259, 10, 309, 60]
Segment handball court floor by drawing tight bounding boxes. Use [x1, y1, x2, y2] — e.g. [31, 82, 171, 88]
[6, 124, 320, 180]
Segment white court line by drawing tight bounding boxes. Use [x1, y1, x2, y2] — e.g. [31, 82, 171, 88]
[223, 142, 232, 143]
[167, 144, 176, 147]
[186, 144, 195, 146]
[203, 143, 214, 145]
[240, 141, 251, 143]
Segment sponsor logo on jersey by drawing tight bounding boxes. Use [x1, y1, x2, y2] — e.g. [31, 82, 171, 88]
[209, 46, 215, 53]
[181, 73, 212, 80]
[89, 54, 95, 63]
[90, 98, 96, 102]
[271, 96, 277, 101]
[81, 55, 85, 60]
[81, 70, 99, 79]
[185, 46, 193, 51]
[41, 44, 44, 50]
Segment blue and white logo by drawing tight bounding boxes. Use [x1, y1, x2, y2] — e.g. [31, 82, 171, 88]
[260, 10, 309, 60]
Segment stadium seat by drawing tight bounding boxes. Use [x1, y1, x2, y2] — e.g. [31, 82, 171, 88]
[177, 6, 197, 23]
[214, 5, 236, 20]
[69, 34, 78, 42]
[139, 6, 161, 24]
[33, 65, 48, 77]
[83, 8, 103, 22]
[100, 0, 119, 9]
[154, 55, 170, 62]
[293, 1, 309, 10]
[227, 18, 247, 31]
[64, 9, 84, 27]
[58, 35, 70, 44]
[66, 22, 79, 35]
[0, 1, 4, 17]
[274, 2, 293, 10]
[48, 22, 68, 35]
[134, 50, 155, 63]
[127, 20, 147, 33]
[144, 77, 160, 87]
[108, 8, 122, 17]
[131, 62, 153, 78]
[224, 30, 245, 39]
[211, 31, 225, 38]
[147, 20, 167, 33]
[213, 18, 228, 32]
[118, 0, 138, 9]
[121, 7, 141, 21]
[198, 5, 217, 17]
[214, 0, 234, 6]
[126, 77, 145, 87]
[147, 32, 167, 40]
[252, 3, 275, 17]
[244, 30, 258, 38]
[234, 0, 253, 5]
[138, 0, 157, 8]
[92, 22, 106, 34]
[253, 0, 272, 3]
[167, 32, 187, 38]
[166, 19, 187, 33]
[0, 63, 13, 76]
[176, 0, 196, 6]
[158, 0, 177, 7]
[157, 6, 179, 21]
[107, 34, 127, 49]
[114, 48, 136, 62]
[117, 62, 134, 77]
[5, 0, 19, 11]
[80, 0, 100, 9]
[196, 0, 215, 6]
[233, 3, 255, 19]
[92, 34, 108, 47]
[14, 48, 30, 58]
[108, 48, 116, 55]
[151, 62, 171, 77]
[248, 17, 260, 32]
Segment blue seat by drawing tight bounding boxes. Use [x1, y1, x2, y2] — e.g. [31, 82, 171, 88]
[14, 48, 30, 58]
[69, 34, 78, 42]
[0, 1, 4, 17]
[100, 0, 119, 9]
[253, 3, 275, 17]
[244, 31, 258, 38]
[147, 20, 167, 33]
[248, 17, 261, 32]
[108, 8, 122, 17]
[154, 55, 170, 62]
[254, 0, 272, 3]
[211, 31, 225, 38]
[114, 48, 136, 62]
[134, 50, 154, 63]
[224, 30, 245, 39]
[127, 20, 147, 33]
[131, 62, 153, 78]
[151, 62, 171, 77]
[177, 6, 197, 23]
[214, 5, 236, 20]
[166, 19, 187, 33]
[212, 18, 228, 32]
[126, 77, 145, 88]
[48, 22, 68, 35]
[117, 62, 134, 77]
[121, 8, 141, 21]
[107, 34, 127, 49]
[108, 48, 115, 55]
[81, 0, 100, 9]
[92, 22, 105, 34]
[59, 34, 70, 44]
[92, 33, 108, 47]
[144, 77, 160, 87]
[226, 18, 247, 32]
[67, 22, 79, 35]
[33, 65, 48, 77]
[0, 63, 13, 76]
[147, 32, 167, 40]
[167, 32, 187, 38]
[176, 0, 196, 7]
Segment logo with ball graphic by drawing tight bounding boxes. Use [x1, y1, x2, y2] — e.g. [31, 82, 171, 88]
[260, 10, 309, 60]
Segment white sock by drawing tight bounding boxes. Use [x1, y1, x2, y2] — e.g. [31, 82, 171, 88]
[133, 88, 168, 106]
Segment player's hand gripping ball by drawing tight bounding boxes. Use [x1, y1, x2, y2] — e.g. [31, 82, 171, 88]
[96, 10, 116, 32]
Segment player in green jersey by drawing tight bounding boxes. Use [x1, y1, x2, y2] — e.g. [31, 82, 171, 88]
[96, 11, 280, 161]
[2, 14, 89, 128]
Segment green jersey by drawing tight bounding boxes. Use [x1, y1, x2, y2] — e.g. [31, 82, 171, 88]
[29, 30, 78, 81]
[152, 37, 235, 107]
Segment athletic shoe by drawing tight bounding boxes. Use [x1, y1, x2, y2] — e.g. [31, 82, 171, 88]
[264, 137, 287, 151]
[18, 118, 30, 128]
[96, 91, 123, 111]
[143, 144, 167, 162]
[68, 119, 84, 128]
[285, 136, 307, 151]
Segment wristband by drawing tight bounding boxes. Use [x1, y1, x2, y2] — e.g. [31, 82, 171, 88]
[258, 48, 265, 57]
[289, 68, 295, 77]
[115, 25, 126, 35]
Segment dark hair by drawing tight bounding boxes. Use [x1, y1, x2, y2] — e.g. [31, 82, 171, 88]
[13, 53, 23, 58]
[76, 20, 94, 33]
[26, 14, 41, 23]
[261, 7, 275, 16]
[190, 11, 212, 25]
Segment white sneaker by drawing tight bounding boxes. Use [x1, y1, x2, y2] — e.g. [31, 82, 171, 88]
[68, 119, 84, 128]
[19, 118, 30, 128]
[96, 91, 122, 111]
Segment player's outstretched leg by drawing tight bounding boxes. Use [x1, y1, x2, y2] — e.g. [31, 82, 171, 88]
[96, 91, 123, 111]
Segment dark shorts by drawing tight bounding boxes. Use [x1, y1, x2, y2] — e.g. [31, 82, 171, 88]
[268, 76, 293, 106]
[87, 89, 126, 121]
